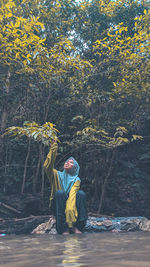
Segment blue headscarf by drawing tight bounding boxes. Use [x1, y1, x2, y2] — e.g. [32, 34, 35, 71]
[58, 157, 81, 195]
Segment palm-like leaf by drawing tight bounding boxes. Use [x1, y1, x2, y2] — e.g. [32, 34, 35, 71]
[4, 121, 59, 146]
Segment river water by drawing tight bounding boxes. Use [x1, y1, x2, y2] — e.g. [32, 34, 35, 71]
[0, 232, 150, 267]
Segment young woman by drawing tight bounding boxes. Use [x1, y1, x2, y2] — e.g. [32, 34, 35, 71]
[44, 142, 88, 235]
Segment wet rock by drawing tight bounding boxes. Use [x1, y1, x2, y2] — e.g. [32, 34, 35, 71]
[139, 218, 150, 231]
[1, 214, 150, 235]
[85, 216, 150, 232]
[32, 216, 150, 235]
[32, 216, 56, 234]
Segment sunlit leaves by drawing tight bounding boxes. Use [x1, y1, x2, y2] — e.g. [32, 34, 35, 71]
[94, 6, 150, 102]
[131, 135, 143, 141]
[0, 0, 92, 90]
[4, 121, 60, 146]
[75, 125, 142, 148]
[0, 0, 46, 68]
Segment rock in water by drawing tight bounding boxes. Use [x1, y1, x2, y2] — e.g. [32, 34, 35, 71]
[31, 216, 150, 235]
[32, 216, 56, 234]
[85, 216, 150, 232]
[139, 218, 150, 231]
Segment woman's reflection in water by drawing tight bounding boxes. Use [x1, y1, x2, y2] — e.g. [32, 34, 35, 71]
[61, 236, 84, 266]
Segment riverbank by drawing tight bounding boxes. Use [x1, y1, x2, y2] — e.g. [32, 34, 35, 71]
[1, 215, 150, 235]
[0, 193, 150, 235]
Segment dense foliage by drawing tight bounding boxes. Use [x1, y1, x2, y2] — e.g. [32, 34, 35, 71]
[0, 0, 150, 217]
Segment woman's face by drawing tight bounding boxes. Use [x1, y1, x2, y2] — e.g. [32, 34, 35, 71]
[64, 159, 74, 172]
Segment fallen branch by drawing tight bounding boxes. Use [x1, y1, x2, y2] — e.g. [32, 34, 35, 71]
[0, 202, 21, 214]
[13, 215, 50, 222]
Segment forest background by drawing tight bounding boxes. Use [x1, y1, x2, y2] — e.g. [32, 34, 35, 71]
[0, 0, 150, 218]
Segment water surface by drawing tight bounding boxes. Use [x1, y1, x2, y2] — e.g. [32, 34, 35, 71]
[0, 232, 150, 267]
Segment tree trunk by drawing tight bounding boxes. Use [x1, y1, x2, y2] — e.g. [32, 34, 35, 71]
[21, 139, 31, 194]
[41, 147, 45, 198]
[1, 111, 8, 132]
[97, 149, 116, 215]
[0, 69, 11, 181]
[1, 69, 11, 130]
[3, 142, 9, 194]
[93, 153, 99, 200]
[0, 69, 11, 153]
[33, 143, 42, 194]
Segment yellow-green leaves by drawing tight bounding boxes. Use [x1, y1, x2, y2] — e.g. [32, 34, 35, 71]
[131, 135, 143, 141]
[0, 0, 46, 69]
[75, 125, 143, 148]
[4, 121, 60, 146]
[93, 7, 150, 101]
